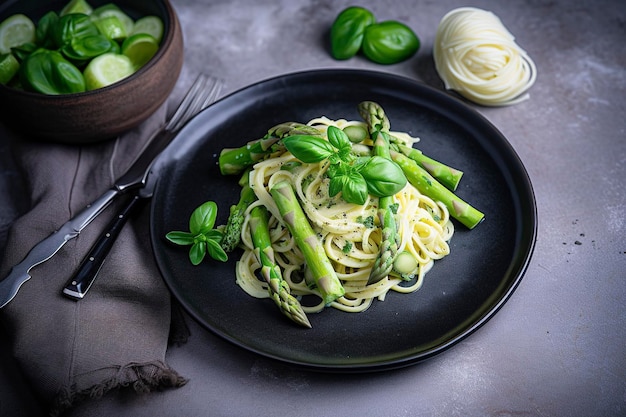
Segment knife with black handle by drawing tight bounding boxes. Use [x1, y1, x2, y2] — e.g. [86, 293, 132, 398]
[62, 194, 147, 300]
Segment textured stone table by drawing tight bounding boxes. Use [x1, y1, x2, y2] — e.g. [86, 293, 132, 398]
[1, 0, 624, 416]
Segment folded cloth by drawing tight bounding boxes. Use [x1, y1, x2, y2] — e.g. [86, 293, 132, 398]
[0, 105, 188, 417]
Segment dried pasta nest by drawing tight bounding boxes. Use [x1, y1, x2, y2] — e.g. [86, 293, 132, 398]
[433, 7, 537, 106]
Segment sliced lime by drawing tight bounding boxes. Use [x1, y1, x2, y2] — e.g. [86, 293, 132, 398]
[83, 52, 134, 90]
[92, 4, 134, 35]
[93, 15, 127, 41]
[0, 14, 36, 54]
[131, 16, 164, 43]
[0, 52, 19, 84]
[60, 0, 94, 16]
[122, 33, 159, 70]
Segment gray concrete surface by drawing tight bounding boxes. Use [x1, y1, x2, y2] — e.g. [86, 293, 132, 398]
[1, 0, 625, 416]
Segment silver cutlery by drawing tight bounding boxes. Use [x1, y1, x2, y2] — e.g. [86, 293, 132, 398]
[0, 74, 223, 308]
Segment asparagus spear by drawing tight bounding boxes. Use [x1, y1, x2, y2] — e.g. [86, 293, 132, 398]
[358, 100, 390, 133]
[391, 150, 485, 229]
[249, 205, 311, 328]
[219, 137, 280, 176]
[270, 181, 345, 305]
[367, 130, 402, 284]
[368, 198, 401, 285]
[358, 101, 402, 285]
[220, 169, 257, 252]
[397, 144, 464, 191]
[358, 100, 464, 191]
[219, 122, 321, 176]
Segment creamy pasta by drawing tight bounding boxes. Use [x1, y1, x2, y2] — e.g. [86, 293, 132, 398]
[234, 116, 454, 313]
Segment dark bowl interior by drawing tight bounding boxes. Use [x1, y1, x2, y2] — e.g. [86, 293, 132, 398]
[0, 0, 183, 143]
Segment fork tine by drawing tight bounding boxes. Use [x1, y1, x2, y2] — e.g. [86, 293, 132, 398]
[166, 74, 223, 133]
[172, 77, 221, 132]
[199, 79, 222, 112]
[166, 74, 206, 130]
[169, 76, 209, 131]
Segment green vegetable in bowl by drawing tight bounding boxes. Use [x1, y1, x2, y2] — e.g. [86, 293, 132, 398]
[19, 48, 85, 94]
[52, 13, 99, 49]
[330, 6, 375, 60]
[93, 15, 127, 41]
[62, 34, 117, 61]
[91, 3, 135, 35]
[9, 42, 36, 61]
[0, 13, 35, 54]
[0, 0, 164, 93]
[361, 21, 420, 64]
[35, 11, 58, 49]
[0, 52, 20, 84]
[60, 0, 94, 16]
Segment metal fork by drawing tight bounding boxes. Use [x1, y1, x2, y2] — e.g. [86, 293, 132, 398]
[61, 74, 223, 300]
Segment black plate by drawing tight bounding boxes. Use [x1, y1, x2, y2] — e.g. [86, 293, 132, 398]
[150, 69, 537, 372]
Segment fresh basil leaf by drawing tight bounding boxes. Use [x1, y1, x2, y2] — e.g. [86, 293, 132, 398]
[362, 21, 420, 65]
[189, 201, 218, 235]
[329, 175, 346, 197]
[328, 153, 343, 165]
[189, 241, 206, 265]
[330, 6, 375, 60]
[206, 238, 228, 262]
[343, 172, 368, 205]
[351, 156, 370, 172]
[36, 11, 59, 49]
[21, 49, 85, 94]
[203, 229, 223, 241]
[165, 231, 195, 246]
[327, 126, 355, 163]
[328, 159, 351, 179]
[283, 135, 335, 163]
[53, 13, 99, 49]
[326, 163, 340, 178]
[341, 148, 356, 163]
[167, 199, 228, 266]
[327, 126, 351, 153]
[11, 42, 37, 61]
[62, 34, 115, 61]
[360, 156, 407, 197]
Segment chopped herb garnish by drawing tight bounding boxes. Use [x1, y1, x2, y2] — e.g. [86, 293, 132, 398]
[357, 215, 375, 228]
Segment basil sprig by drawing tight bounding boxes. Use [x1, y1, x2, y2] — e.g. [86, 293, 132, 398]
[283, 126, 406, 205]
[166, 201, 228, 265]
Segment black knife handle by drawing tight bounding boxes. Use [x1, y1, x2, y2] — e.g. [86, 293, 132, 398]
[62, 194, 146, 300]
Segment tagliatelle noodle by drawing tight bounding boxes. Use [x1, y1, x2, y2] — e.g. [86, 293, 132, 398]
[433, 7, 537, 106]
[235, 116, 454, 314]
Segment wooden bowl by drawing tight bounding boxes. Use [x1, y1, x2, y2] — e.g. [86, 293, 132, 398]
[0, 0, 183, 143]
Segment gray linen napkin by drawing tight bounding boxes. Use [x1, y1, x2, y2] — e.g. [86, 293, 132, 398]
[0, 106, 188, 416]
